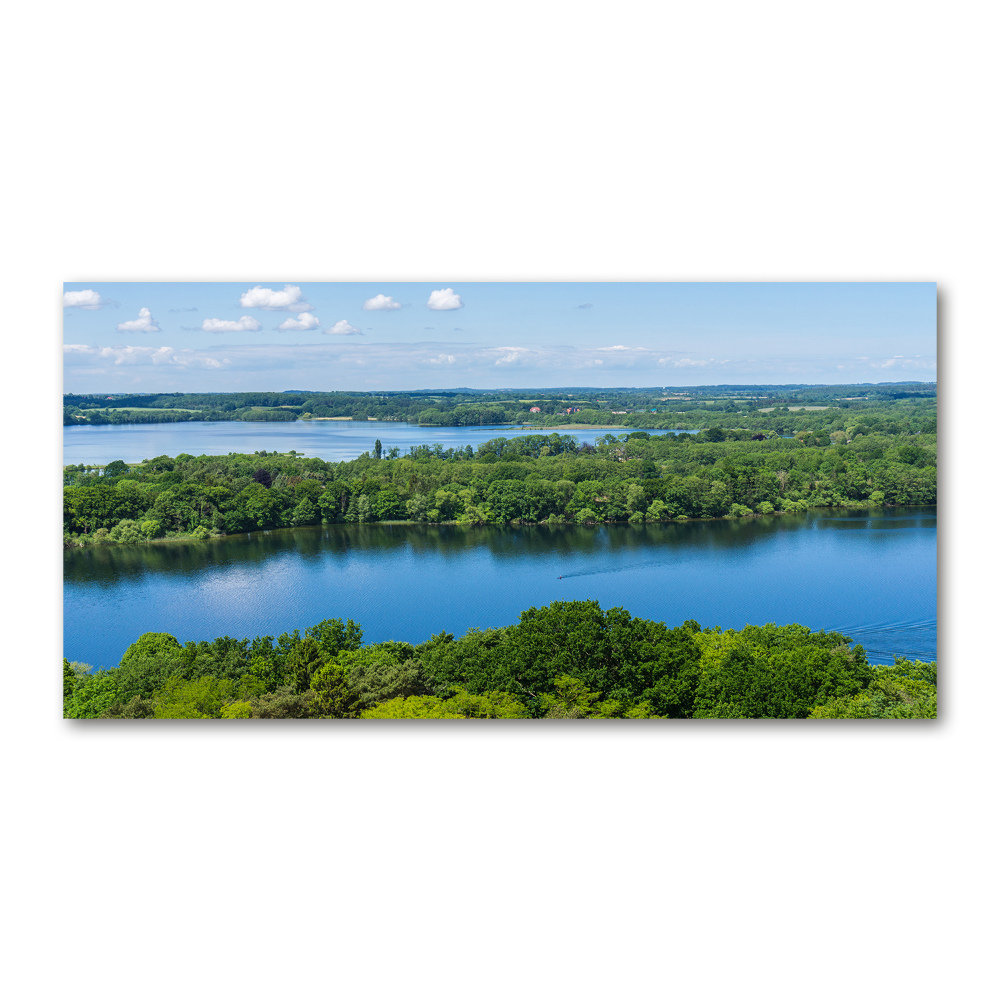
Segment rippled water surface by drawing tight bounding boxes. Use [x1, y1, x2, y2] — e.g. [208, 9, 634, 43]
[64, 507, 937, 669]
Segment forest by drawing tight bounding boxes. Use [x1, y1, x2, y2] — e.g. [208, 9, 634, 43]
[63, 382, 936, 429]
[62, 600, 937, 720]
[63, 393, 936, 545]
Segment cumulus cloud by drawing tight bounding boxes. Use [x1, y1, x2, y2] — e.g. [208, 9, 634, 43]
[63, 289, 104, 309]
[116, 307, 160, 333]
[239, 284, 312, 311]
[362, 294, 402, 311]
[202, 316, 262, 333]
[325, 320, 362, 336]
[426, 354, 456, 365]
[278, 312, 321, 332]
[427, 288, 463, 310]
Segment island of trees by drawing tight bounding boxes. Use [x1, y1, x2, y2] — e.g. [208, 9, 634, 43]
[63, 390, 936, 545]
[63, 600, 937, 720]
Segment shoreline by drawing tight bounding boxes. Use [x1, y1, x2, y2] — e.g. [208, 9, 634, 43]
[63, 502, 930, 550]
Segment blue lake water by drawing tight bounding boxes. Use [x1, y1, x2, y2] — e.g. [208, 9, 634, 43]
[63, 420, 697, 465]
[64, 507, 937, 670]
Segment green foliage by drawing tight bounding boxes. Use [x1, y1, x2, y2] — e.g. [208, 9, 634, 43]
[247, 686, 316, 719]
[220, 700, 253, 719]
[809, 659, 937, 718]
[310, 663, 359, 718]
[103, 459, 130, 478]
[119, 632, 186, 670]
[305, 617, 364, 658]
[442, 688, 531, 718]
[64, 665, 120, 718]
[287, 637, 326, 694]
[153, 676, 235, 718]
[361, 694, 463, 718]
[101, 696, 155, 719]
[539, 675, 653, 718]
[63, 390, 935, 546]
[63, 601, 935, 721]
[693, 624, 873, 719]
[109, 519, 144, 543]
[115, 653, 183, 702]
[336, 644, 428, 709]
[417, 600, 702, 715]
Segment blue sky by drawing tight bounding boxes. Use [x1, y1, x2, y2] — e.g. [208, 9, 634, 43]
[63, 282, 937, 393]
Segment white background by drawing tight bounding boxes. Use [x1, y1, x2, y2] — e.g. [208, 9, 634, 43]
[5, 2, 995, 997]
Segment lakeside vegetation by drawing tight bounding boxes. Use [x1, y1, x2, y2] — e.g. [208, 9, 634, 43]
[63, 382, 935, 429]
[63, 600, 936, 720]
[63, 392, 936, 545]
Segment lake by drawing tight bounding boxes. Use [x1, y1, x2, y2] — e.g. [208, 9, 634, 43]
[64, 507, 937, 670]
[63, 420, 698, 465]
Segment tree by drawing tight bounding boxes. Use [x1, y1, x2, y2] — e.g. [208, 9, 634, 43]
[338, 645, 428, 709]
[306, 617, 363, 657]
[292, 496, 320, 525]
[310, 663, 359, 718]
[119, 632, 186, 671]
[104, 459, 129, 478]
[374, 439, 383, 461]
[247, 686, 316, 718]
[693, 624, 873, 719]
[64, 667, 121, 719]
[101, 696, 155, 719]
[153, 676, 235, 718]
[287, 637, 326, 694]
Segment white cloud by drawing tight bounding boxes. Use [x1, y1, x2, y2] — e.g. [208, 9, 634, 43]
[494, 348, 527, 365]
[325, 320, 362, 336]
[362, 294, 402, 311]
[63, 344, 227, 369]
[426, 354, 456, 365]
[427, 288, 463, 310]
[872, 356, 934, 370]
[116, 307, 160, 333]
[63, 289, 103, 309]
[239, 284, 312, 311]
[202, 316, 262, 333]
[278, 313, 321, 332]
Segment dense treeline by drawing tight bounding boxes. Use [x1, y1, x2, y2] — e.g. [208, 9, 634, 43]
[63, 408, 936, 545]
[63, 383, 936, 430]
[62, 600, 937, 719]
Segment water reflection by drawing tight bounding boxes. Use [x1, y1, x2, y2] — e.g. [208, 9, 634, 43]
[64, 507, 937, 668]
[65, 514, 813, 581]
